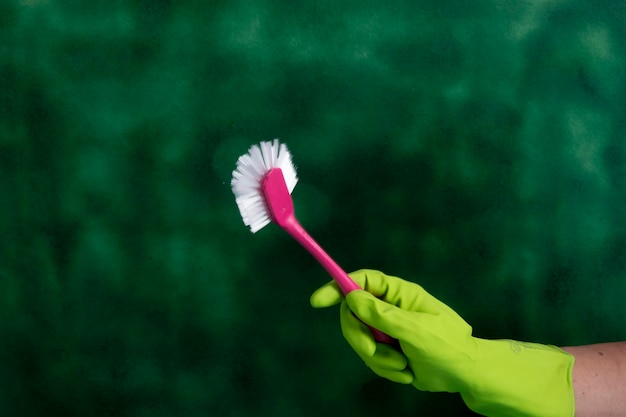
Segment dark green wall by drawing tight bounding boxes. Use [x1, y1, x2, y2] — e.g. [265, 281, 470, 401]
[1, 1, 625, 415]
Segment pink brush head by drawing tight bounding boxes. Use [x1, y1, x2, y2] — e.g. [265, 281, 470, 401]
[262, 168, 296, 229]
[231, 139, 298, 233]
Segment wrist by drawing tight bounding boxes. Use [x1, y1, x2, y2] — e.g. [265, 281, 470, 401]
[461, 339, 575, 417]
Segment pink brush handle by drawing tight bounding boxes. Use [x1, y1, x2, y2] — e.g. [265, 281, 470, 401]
[262, 168, 396, 345]
[281, 216, 362, 295]
[281, 217, 396, 345]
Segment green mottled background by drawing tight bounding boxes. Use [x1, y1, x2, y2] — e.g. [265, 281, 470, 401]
[2, 0, 625, 416]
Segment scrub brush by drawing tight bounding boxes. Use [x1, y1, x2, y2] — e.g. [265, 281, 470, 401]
[231, 139, 394, 344]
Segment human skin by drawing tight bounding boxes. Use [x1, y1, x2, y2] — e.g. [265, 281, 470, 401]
[561, 342, 626, 417]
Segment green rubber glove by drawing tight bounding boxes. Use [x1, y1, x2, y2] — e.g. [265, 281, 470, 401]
[310, 269, 575, 417]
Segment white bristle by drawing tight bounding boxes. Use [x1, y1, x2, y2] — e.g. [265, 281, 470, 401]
[231, 139, 299, 233]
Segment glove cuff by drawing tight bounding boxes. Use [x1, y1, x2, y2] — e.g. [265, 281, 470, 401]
[461, 339, 575, 417]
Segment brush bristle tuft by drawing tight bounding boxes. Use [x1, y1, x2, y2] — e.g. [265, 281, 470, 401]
[231, 139, 298, 232]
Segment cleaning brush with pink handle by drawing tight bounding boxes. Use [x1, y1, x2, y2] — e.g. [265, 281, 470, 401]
[231, 139, 395, 345]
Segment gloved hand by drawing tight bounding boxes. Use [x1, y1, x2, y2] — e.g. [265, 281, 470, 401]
[310, 269, 575, 417]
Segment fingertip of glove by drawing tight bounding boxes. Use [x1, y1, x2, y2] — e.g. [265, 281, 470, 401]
[309, 292, 335, 308]
[309, 281, 342, 308]
[309, 293, 323, 308]
[370, 366, 414, 385]
[395, 370, 415, 385]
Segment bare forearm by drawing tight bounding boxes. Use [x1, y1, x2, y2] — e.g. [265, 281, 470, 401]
[561, 342, 626, 417]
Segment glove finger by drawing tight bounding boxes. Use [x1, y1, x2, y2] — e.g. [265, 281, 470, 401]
[310, 280, 343, 308]
[341, 302, 409, 370]
[349, 269, 456, 317]
[368, 365, 414, 385]
[366, 343, 408, 371]
[346, 290, 423, 341]
[348, 269, 415, 301]
[340, 300, 377, 357]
